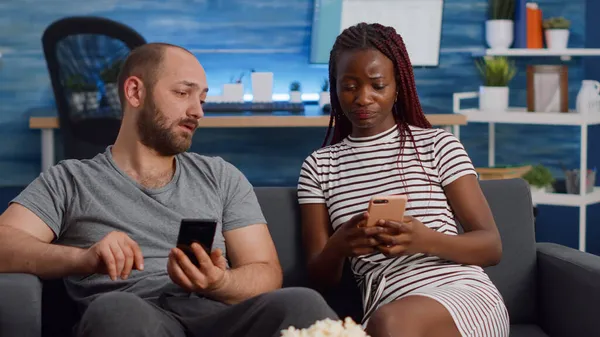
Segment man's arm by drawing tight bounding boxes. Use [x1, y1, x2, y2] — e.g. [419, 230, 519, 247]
[209, 223, 282, 304]
[0, 203, 88, 279]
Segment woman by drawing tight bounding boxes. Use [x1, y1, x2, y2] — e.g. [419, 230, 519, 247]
[297, 23, 509, 337]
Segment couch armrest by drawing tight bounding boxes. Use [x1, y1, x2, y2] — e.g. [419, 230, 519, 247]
[0, 273, 42, 337]
[537, 242, 600, 337]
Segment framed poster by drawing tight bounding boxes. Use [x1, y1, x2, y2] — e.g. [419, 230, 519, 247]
[310, 0, 444, 66]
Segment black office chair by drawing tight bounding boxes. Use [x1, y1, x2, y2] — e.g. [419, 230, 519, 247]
[42, 16, 146, 160]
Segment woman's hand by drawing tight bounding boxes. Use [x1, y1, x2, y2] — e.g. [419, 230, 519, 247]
[374, 215, 434, 257]
[327, 212, 385, 257]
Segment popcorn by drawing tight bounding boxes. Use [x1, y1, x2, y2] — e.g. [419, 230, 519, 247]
[280, 317, 370, 337]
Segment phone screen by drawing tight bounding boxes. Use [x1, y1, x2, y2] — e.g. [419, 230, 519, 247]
[176, 219, 217, 266]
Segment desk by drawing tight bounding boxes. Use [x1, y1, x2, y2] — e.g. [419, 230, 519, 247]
[29, 112, 467, 172]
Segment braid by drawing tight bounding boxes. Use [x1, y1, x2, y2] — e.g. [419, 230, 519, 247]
[322, 22, 431, 147]
[322, 23, 434, 199]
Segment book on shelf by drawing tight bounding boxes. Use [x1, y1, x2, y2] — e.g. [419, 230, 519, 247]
[526, 2, 543, 49]
[513, 0, 528, 48]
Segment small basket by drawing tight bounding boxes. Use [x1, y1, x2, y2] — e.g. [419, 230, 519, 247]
[475, 165, 532, 181]
[565, 169, 596, 194]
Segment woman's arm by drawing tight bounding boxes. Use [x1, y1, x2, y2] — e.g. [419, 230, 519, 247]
[300, 204, 379, 291]
[300, 203, 346, 291]
[425, 174, 502, 267]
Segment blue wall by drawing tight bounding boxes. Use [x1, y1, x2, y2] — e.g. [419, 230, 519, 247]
[0, 0, 598, 251]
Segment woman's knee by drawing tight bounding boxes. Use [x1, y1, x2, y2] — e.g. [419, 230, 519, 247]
[366, 302, 422, 337]
[365, 296, 459, 337]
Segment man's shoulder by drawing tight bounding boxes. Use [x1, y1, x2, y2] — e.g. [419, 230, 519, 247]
[46, 153, 110, 178]
[178, 152, 243, 177]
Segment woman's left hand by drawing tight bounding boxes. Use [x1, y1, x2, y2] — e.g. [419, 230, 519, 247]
[374, 215, 434, 257]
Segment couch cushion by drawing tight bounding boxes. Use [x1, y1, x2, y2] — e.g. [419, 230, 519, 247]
[480, 179, 537, 324]
[254, 187, 308, 288]
[510, 324, 548, 337]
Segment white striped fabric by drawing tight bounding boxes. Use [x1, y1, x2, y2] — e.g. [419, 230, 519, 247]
[298, 125, 509, 336]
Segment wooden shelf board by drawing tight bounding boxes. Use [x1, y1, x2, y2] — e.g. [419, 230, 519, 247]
[29, 114, 467, 129]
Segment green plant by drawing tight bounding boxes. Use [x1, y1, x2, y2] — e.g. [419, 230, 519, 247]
[475, 56, 517, 87]
[321, 78, 329, 92]
[290, 81, 301, 91]
[229, 71, 247, 83]
[543, 17, 571, 30]
[99, 59, 124, 83]
[523, 165, 555, 188]
[488, 0, 515, 20]
[65, 75, 97, 92]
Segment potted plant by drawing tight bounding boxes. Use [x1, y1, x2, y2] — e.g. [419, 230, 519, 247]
[65, 74, 99, 114]
[475, 56, 516, 112]
[543, 16, 571, 50]
[100, 58, 124, 110]
[289, 81, 302, 103]
[319, 78, 330, 108]
[223, 72, 245, 103]
[486, 0, 516, 49]
[522, 164, 555, 193]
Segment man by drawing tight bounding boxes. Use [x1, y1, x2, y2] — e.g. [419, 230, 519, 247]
[0, 43, 337, 337]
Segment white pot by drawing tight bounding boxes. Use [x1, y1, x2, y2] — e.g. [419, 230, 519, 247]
[319, 91, 330, 108]
[485, 20, 514, 49]
[545, 29, 569, 50]
[223, 83, 245, 103]
[479, 86, 509, 112]
[104, 83, 119, 110]
[530, 185, 549, 194]
[70, 91, 98, 113]
[289, 91, 302, 103]
[251, 72, 274, 103]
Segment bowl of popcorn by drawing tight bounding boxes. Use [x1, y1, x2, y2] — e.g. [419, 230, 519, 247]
[281, 317, 370, 337]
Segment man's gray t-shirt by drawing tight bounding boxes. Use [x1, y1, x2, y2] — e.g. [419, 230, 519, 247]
[11, 146, 266, 307]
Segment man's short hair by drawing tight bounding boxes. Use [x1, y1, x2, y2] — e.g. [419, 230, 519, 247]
[116, 42, 193, 110]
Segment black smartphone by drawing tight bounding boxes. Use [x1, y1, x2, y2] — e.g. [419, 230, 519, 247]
[176, 219, 217, 267]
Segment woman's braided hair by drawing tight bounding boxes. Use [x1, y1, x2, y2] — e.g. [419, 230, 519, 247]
[322, 22, 431, 147]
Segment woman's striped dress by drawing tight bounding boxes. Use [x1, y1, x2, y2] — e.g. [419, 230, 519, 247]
[297, 125, 510, 337]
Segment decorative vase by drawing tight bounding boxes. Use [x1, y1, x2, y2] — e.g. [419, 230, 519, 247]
[485, 20, 514, 49]
[251, 72, 274, 103]
[318, 91, 330, 108]
[545, 29, 570, 50]
[479, 86, 509, 112]
[289, 91, 302, 103]
[576, 80, 600, 114]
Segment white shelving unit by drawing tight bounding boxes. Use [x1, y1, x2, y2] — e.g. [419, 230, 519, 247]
[453, 92, 600, 252]
[472, 48, 600, 61]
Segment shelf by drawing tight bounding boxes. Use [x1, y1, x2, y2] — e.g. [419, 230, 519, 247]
[532, 187, 600, 207]
[29, 113, 467, 129]
[459, 108, 600, 126]
[472, 48, 600, 61]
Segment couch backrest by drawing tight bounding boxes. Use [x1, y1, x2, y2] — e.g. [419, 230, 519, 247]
[254, 178, 538, 325]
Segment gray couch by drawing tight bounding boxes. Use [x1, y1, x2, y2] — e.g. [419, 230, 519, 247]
[1, 178, 600, 337]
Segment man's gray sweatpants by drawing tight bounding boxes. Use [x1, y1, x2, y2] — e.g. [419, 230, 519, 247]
[76, 287, 338, 337]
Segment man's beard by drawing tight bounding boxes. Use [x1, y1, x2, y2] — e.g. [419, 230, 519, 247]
[136, 95, 196, 156]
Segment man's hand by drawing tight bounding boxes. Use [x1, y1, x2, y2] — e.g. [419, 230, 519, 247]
[167, 243, 229, 295]
[77, 231, 144, 281]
